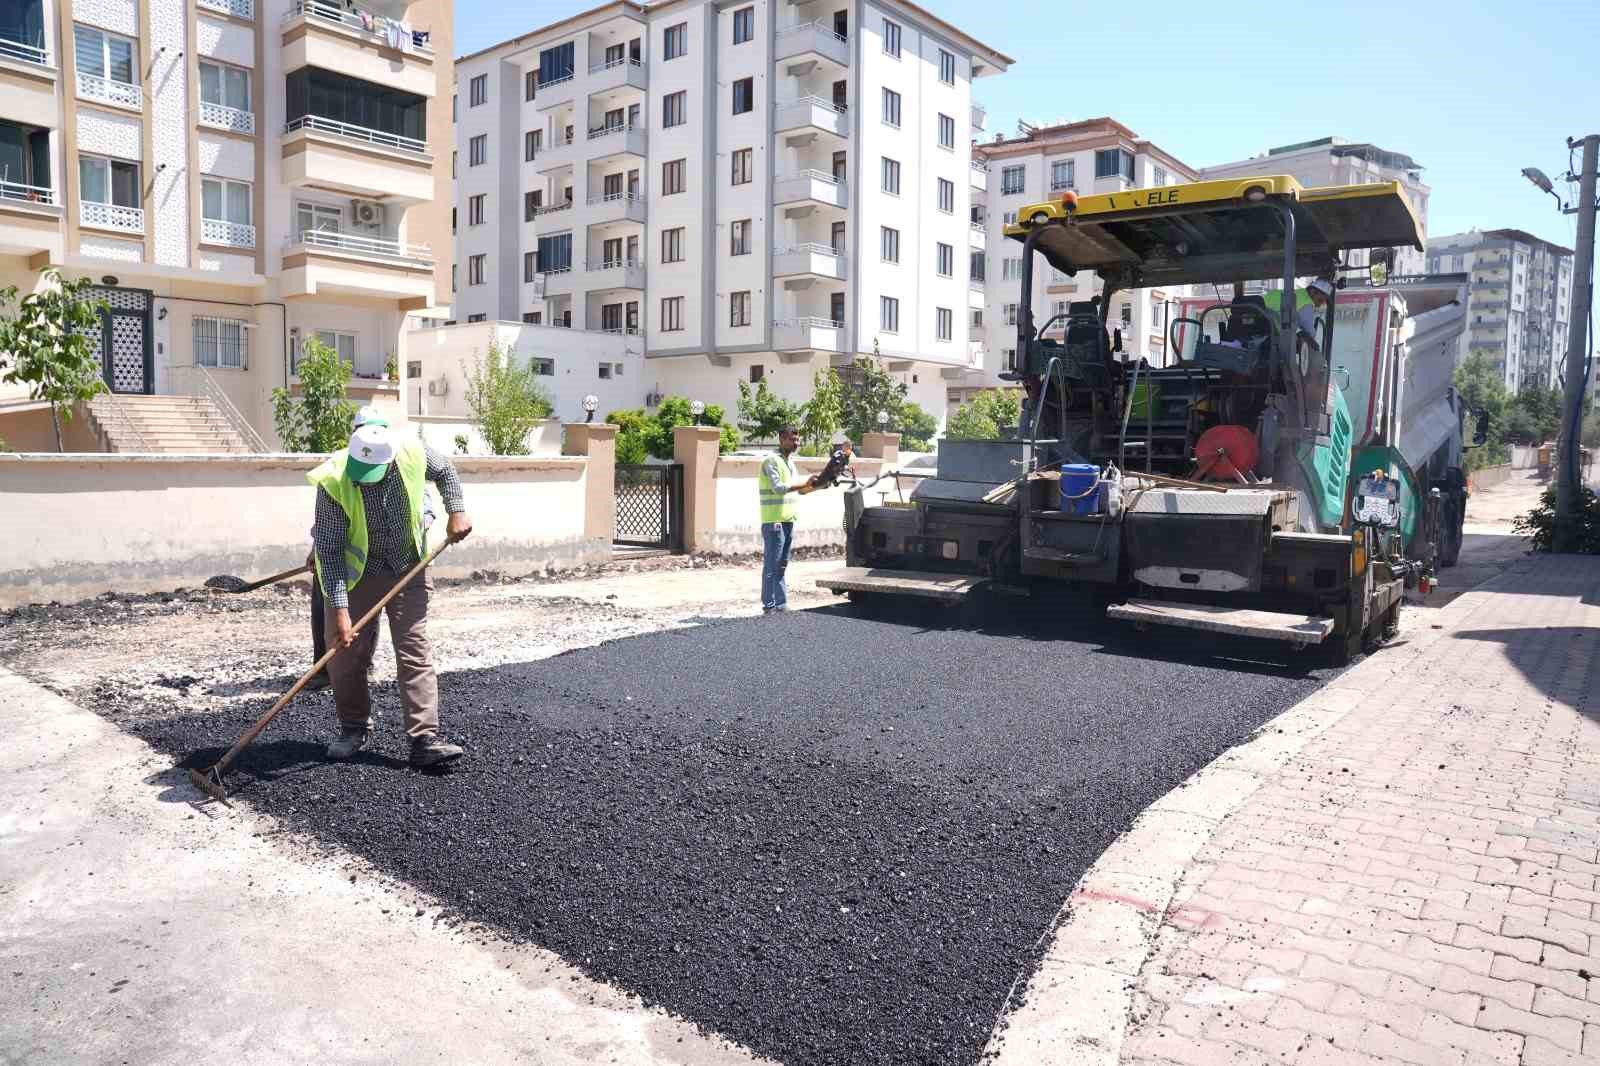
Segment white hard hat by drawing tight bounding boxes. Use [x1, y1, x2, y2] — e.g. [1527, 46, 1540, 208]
[345, 423, 396, 484]
[352, 405, 388, 429]
[1308, 278, 1334, 299]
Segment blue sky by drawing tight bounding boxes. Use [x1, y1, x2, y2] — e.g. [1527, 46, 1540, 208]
[453, 0, 1596, 339]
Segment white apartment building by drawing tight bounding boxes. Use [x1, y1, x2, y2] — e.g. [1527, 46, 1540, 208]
[1426, 228, 1574, 393]
[0, 0, 453, 452]
[1201, 137, 1431, 278]
[958, 117, 1195, 405]
[451, 0, 1010, 422]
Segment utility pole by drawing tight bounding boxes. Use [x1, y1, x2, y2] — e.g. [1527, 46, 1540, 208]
[1556, 134, 1597, 551]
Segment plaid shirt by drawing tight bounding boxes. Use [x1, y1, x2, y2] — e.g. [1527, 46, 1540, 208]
[313, 444, 464, 610]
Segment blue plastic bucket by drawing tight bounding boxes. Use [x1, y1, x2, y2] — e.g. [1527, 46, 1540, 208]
[1059, 464, 1102, 515]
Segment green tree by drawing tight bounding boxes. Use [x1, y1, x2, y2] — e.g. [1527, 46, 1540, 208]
[1453, 352, 1510, 471]
[0, 270, 109, 452]
[798, 366, 843, 456]
[898, 402, 938, 451]
[839, 356, 912, 443]
[271, 336, 357, 452]
[461, 341, 553, 455]
[736, 378, 801, 443]
[947, 389, 1022, 440]
[607, 396, 738, 462]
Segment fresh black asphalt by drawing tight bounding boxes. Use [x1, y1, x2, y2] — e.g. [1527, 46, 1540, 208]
[105, 601, 1335, 1066]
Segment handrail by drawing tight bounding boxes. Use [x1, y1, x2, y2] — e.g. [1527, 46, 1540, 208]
[171, 364, 270, 453]
[775, 242, 843, 256]
[289, 228, 432, 261]
[0, 35, 49, 66]
[587, 122, 641, 140]
[773, 316, 844, 329]
[588, 55, 643, 74]
[0, 180, 55, 205]
[586, 258, 642, 270]
[777, 94, 847, 115]
[287, 1, 433, 54]
[94, 392, 150, 451]
[585, 192, 643, 205]
[777, 20, 847, 45]
[775, 169, 841, 185]
[284, 115, 426, 155]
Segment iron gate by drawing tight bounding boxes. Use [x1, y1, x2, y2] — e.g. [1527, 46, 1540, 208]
[82, 287, 154, 394]
[614, 463, 684, 551]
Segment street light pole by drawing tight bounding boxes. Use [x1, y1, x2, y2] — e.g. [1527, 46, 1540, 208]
[1556, 135, 1597, 551]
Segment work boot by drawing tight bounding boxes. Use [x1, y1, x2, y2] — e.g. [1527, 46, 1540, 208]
[326, 727, 371, 760]
[303, 672, 331, 693]
[410, 734, 464, 768]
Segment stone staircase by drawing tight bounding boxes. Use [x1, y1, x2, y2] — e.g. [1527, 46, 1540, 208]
[86, 394, 255, 453]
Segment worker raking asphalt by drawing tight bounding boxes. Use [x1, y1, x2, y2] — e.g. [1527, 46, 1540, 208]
[128, 602, 1333, 1066]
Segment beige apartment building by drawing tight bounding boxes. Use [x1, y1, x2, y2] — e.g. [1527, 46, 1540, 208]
[0, 0, 452, 452]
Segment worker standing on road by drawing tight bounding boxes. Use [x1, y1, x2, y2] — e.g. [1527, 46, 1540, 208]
[309, 422, 473, 767]
[759, 425, 816, 613]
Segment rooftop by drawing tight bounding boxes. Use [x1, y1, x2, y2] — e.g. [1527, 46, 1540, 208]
[973, 116, 1197, 177]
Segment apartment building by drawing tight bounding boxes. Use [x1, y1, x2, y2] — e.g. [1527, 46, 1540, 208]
[1425, 228, 1573, 393]
[956, 117, 1195, 406]
[451, 0, 1010, 422]
[1200, 137, 1431, 278]
[0, 0, 452, 451]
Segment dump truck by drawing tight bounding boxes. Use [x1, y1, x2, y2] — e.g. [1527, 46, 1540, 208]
[819, 175, 1475, 661]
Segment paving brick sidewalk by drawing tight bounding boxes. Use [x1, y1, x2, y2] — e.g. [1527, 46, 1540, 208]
[1123, 555, 1600, 1066]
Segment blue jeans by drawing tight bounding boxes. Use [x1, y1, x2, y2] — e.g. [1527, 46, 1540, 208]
[761, 521, 795, 611]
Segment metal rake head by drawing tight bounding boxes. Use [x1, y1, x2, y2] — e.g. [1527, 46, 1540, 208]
[187, 766, 232, 806]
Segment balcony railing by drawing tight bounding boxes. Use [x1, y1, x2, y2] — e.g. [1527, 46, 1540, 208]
[199, 100, 255, 134]
[589, 55, 642, 75]
[201, 218, 256, 247]
[533, 201, 573, 217]
[287, 1, 433, 55]
[289, 228, 431, 262]
[586, 258, 645, 286]
[284, 115, 426, 155]
[586, 192, 643, 206]
[0, 36, 49, 66]
[78, 72, 141, 109]
[198, 0, 255, 18]
[776, 242, 844, 257]
[774, 20, 849, 66]
[80, 201, 144, 233]
[0, 180, 55, 205]
[587, 122, 641, 142]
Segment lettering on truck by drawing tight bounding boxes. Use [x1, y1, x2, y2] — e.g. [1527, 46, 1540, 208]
[1105, 188, 1181, 211]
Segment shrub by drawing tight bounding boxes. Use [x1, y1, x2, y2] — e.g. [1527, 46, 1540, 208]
[947, 389, 1022, 440]
[1512, 484, 1600, 553]
[462, 341, 554, 455]
[272, 336, 357, 452]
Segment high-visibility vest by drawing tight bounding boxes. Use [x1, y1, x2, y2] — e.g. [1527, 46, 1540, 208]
[759, 451, 799, 524]
[306, 440, 428, 593]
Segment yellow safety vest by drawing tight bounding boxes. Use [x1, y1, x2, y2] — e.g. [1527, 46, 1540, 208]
[306, 440, 428, 593]
[759, 451, 799, 524]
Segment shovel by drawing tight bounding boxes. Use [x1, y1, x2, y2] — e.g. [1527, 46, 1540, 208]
[188, 540, 451, 805]
[204, 563, 311, 594]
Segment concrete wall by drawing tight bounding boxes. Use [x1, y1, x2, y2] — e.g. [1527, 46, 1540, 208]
[411, 415, 563, 457]
[0, 452, 606, 607]
[1469, 464, 1513, 491]
[705, 453, 907, 553]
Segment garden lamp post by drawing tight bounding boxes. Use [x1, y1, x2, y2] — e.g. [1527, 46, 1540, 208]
[690, 399, 705, 426]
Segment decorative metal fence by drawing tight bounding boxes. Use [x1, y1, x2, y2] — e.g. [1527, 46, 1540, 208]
[614, 464, 684, 551]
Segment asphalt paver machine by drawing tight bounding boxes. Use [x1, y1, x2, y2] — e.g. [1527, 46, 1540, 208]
[820, 175, 1441, 661]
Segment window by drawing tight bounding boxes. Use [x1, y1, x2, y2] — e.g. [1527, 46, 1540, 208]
[664, 22, 687, 60]
[313, 330, 356, 367]
[882, 18, 901, 57]
[733, 77, 753, 115]
[938, 113, 955, 149]
[880, 295, 899, 332]
[881, 157, 900, 195]
[936, 307, 952, 341]
[1095, 148, 1134, 181]
[1002, 209, 1016, 225]
[194, 317, 247, 370]
[733, 6, 754, 44]
[523, 251, 537, 282]
[452, 94, 456, 122]
[1120, 303, 1132, 327]
[535, 233, 572, 272]
[469, 74, 487, 107]
[295, 200, 340, 239]
[1001, 165, 1025, 196]
[200, 176, 250, 227]
[939, 49, 956, 85]
[882, 88, 901, 127]
[1153, 165, 1168, 186]
[529, 354, 553, 371]
[523, 190, 541, 220]
[78, 155, 139, 208]
[286, 68, 426, 143]
[469, 134, 486, 166]
[730, 290, 751, 327]
[537, 42, 574, 87]
[936, 242, 953, 277]
[1050, 159, 1074, 191]
[524, 130, 541, 161]
[662, 227, 684, 263]
[971, 308, 983, 328]
[661, 296, 683, 331]
[663, 90, 686, 128]
[468, 193, 485, 225]
[467, 314, 486, 323]
[970, 251, 985, 282]
[731, 219, 751, 256]
[662, 159, 685, 195]
[466, 254, 485, 285]
[1001, 257, 1023, 281]
[524, 70, 537, 101]
[199, 60, 249, 112]
[1004, 303, 1018, 326]
[880, 226, 899, 263]
[598, 362, 613, 379]
[936, 177, 954, 213]
[73, 25, 134, 85]
[750, 364, 765, 382]
[731, 148, 752, 185]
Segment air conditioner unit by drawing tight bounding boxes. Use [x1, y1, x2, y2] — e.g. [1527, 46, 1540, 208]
[351, 199, 385, 227]
[426, 375, 449, 397]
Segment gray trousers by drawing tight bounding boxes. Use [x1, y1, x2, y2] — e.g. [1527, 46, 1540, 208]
[324, 568, 440, 738]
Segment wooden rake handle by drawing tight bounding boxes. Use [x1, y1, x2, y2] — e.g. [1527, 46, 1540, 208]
[204, 539, 453, 781]
[237, 563, 312, 593]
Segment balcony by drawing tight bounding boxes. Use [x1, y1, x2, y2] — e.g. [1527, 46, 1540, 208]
[534, 132, 576, 173]
[969, 160, 986, 192]
[774, 21, 849, 70]
[201, 218, 256, 248]
[773, 317, 846, 354]
[529, 264, 574, 296]
[586, 123, 646, 163]
[585, 258, 645, 290]
[533, 200, 575, 223]
[282, 115, 433, 201]
[534, 72, 576, 112]
[774, 243, 846, 282]
[774, 96, 847, 144]
[281, 2, 435, 99]
[969, 221, 986, 249]
[0, 37, 55, 124]
[77, 72, 141, 111]
[773, 170, 846, 214]
[281, 228, 435, 302]
[588, 55, 646, 94]
[586, 192, 645, 224]
[1093, 174, 1132, 194]
[199, 101, 254, 134]
[80, 200, 144, 235]
[971, 101, 986, 130]
[198, 0, 254, 16]
[0, 180, 62, 258]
